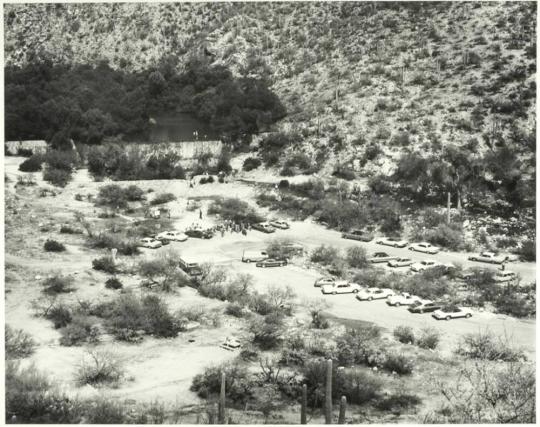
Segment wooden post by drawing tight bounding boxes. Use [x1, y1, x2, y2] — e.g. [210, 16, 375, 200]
[325, 359, 333, 424]
[338, 396, 347, 424]
[218, 372, 226, 424]
[457, 190, 462, 211]
[446, 192, 451, 224]
[301, 384, 307, 424]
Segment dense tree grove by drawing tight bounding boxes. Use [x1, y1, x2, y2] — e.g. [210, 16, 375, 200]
[5, 57, 286, 147]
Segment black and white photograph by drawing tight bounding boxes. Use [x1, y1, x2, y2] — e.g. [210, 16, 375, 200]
[3, 1, 537, 424]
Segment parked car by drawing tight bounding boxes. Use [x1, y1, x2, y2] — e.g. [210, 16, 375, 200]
[156, 237, 171, 246]
[256, 258, 288, 268]
[369, 252, 399, 263]
[388, 257, 414, 268]
[494, 270, 517, 283]
[178, 257, 203, 278]
[386, 293, 422, 306]
[375, 237, 408, 248]
[322, 281, 362, 295]
[468, 251, 510, 264]
[408, 242, 440, 254]
[408, 300, 443, 313]
[156, 231, 188, 242]
[341, 229, 374, 242]
[242, 250, 268, 263]
[314, 277, 336, 287]
[252, 223, 276, 233]
[185, 228, 214, 239]
[356, 287, 395, 301]
[410, 259, 443, 272]
[139, 237, 162, 249]
[269, 220, 290, 230]
[432, 306, 473, 320]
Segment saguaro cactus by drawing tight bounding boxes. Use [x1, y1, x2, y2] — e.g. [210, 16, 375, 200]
[325, 359, 333, 424]
[338, 396, 347, 424]
[218, 372, 226, 424]
[301, 384, 307, 424]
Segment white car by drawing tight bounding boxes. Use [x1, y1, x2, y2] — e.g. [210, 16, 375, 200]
[386, 293, 423, 307]
[468, 251, 510, 264]
[139, 237, 162, 249]
[321, 281, 362, 295]
[156, 231, 188, 242]
[432, 307, 473, 320]
[409, 242, 440, 254]
[494, 270, 517, 283]
[314, 277, 336, 287]
[356, 287, 395, 301]
[410, 259, 443, 272]
[388, 257, 414, 268]
[269, 220, 290, 230]
[375, 237, 408, 248]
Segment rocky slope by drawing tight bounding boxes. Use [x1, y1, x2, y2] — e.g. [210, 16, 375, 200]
[4, 2, 536, 173]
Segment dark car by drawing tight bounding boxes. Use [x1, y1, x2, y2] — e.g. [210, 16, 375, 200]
[185, 228, 214, 239]
[156, 237, 171, 246]
[341, 229, 374, 242]
[368, 252, 398, 263]
[256, 258, 288, 268]
[408, 301, 443, 314]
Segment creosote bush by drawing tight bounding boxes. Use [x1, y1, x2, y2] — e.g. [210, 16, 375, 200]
[44, 239, 66, 252]
[42, 275, 74, 294]
[150, 192, 176, 205]
[92, 256, 117, 274]
[76, 349, 124, 386]
[455, 331, 525, 362]
[59, 316, 100, 346]
[393, 326, 415, 344]
[5, 325, 36, 359]
[105, 277, 123, 290]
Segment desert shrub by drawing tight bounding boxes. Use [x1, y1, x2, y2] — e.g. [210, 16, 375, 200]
[60, 225, 82, 234]
[266, 238, 303, 259]
[207, 197, 264, 223]
[375, 392, 422, 412]
[105, 277, 123, 290]
[425, 223, 464, 250]
[494, 289, 535, 318]
[44, 239, 66, 252]
[97, 184, 129, 208]
[310, 245, 341, 266]
[5, 325, 36, 359]
[42, 275, 74, 294]
[75, 349, 124, 386]
[5, 362, 81, 423]
[393, 326, 415, 344]
[332, 164, 356, 180]
[91, 233, 139, 256]
[59, 316, 100, 346]
[518, 239, 535, 261]
[17, 147, 34, 157]
[279, 348, 308, 367]
[190, 362, 254, 404]
[391, 131, 411, 146]
[18, 155, 43, 172]
[150, 192, 176, 205]
[383, 353, 414, 375]
[249, 313, 284, 350]
[346, 246, 368, 269]
[368, 175, 393, 194]
[82, 397, 127, 424]
[92, 256, 117, 274]
[243, 157, 262, 171]
[278, 179, 290, 189]
[43, 167, 72, 187]
[416, 327, 440, 350]
[226, 302, 247, 318]
[139, 252, 189, 291]
[455, 331, 525, 362]
[47, 304, 73, 329]
[124, 184, 145, 201]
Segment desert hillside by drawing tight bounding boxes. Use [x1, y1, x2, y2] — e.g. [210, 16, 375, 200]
[5, 2, 536, 169]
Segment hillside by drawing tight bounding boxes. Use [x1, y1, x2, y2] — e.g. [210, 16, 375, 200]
[4, 2, 536, 176]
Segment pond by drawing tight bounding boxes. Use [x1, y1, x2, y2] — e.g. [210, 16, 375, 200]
[149, 113, 218, 143]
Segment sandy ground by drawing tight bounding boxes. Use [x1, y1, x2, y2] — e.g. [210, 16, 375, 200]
[4, 156, 537, 408]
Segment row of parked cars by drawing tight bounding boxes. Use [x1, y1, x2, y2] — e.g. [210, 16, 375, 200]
[313, 277, 473, 320]
[139, 228, 215, 249]
[251, 220, 290, 233]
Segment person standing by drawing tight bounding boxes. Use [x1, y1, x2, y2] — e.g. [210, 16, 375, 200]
[199, 209, 203, 220]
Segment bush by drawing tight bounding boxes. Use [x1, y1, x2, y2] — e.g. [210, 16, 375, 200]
[47, 304, 73, 329]
[76, 349, 124, 386]
[92, 256, 117, 274]
[346, 246, 368, 269]
[124, 184, 145, 201]
[332, 164, 356, 180]
[278, 179, 290, 189]
[150, 192, 176, 205]
[59, 316, 100, 346]
[393, 326, 415, 344]
[208, 197, 264, 223]
[417, 327, 440, 350]
[425, 223, 464, 251]
[310, 245, 341, 266]
[375, 392, 422, 412]
[494, 289, 535, 318]
[97, 184, 129, 208]
[91, 232, 140, 256]
[243, 157, 262, 171]
[43, 167, 72, 187]
[190, 362, 254, 404]
[60, 225, 82, 234]
[44, 239, 66, 252]
[225, 302, 246, 318]
[249, 313, 284, 350]
[19, 155, 43, 172]
[42, 275, 74, 294]
[17, 147, 34, 157]
[455, 331, 525, 362]
[518, 239, 535, 261]
[105, 277, 123, 290]
[383, 353, 414, 375]
[5, 325, 36, 359]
